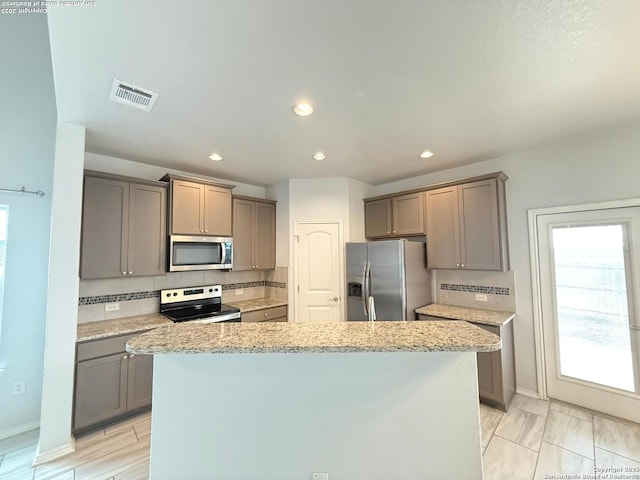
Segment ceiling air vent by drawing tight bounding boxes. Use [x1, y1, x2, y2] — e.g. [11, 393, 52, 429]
[109, 79, 158, 112]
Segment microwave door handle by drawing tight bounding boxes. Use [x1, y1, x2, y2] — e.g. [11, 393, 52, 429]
[220, 243, 227, 265]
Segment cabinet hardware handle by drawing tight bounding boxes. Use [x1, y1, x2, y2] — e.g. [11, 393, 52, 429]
[456, 264, 460, 267]
[393, 230, 396, 234]
[386, 231, 390, 234]
[130, 354, 136, 358]
[204, 229, 208, 233]
[122, 271, 127, 275]
[264, 313, 268, 317]
[461, 264, 464, 268]
[128, 271, 133, 275]
[122, 355, 128, 360]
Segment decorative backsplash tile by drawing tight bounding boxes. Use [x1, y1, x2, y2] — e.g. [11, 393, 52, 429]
[440, 283, 510, 296]
[79, 280, 286, 306]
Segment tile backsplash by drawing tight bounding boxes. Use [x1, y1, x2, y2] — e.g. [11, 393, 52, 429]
[78, 266, 288, 323]
[434, 269, 516, 312]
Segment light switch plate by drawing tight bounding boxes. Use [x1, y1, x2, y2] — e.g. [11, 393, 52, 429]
[312, 474, 329, 480]
[235, 288, 244, 296]
[475, 293, 488, 302]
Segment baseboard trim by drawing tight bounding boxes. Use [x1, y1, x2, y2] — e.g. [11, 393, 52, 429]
[516, 387, 542, 399]
[33, 439, 75, 466]
[0, 420, 40, 441]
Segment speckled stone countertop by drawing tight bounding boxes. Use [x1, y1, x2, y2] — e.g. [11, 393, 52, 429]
[77, 313, 172, 342]
[227, 298, 288, 313]
[415, 304, 515, 327]
[126, 320, 501, 355]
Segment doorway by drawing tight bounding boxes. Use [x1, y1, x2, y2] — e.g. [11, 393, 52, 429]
[532, 203, 640, 423]
[293, 221, 343, 322]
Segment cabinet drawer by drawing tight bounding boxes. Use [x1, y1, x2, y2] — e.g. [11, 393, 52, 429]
[77, 331, 147, 362]
[242, 306, 287, 323]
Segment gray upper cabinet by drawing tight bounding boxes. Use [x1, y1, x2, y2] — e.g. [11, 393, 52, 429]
[164, 176, 233, 236]
[364, 192, 425, 239]
[425, 174, 509, 271]
[81, 173, 166, 279]
[232, 196, 276, 271]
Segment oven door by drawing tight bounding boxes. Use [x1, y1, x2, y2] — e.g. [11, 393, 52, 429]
[169, 235, 233, 271]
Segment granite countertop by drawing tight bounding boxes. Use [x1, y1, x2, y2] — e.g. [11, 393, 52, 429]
[227, 298, 288, 313]
[415, 304, 515, 327]
[126, 320, 501, 355]
[77, 313, 172, 342]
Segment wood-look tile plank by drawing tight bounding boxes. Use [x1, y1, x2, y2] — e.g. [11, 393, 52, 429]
[533, 441, 594, 480]
[0, 430, 39, 457]
[48, 471, 74, 480]
[595, 447, 640, 470]
[482, 435, 538, 480]
[480, 404, 503, 448]
[0, 463, 35, 480]
[593, 416, 640, 463]
[34, 430, 138, 480]
[543, 410, 594, 459]
[494, 406, 546, 451]
[549, 401, 592, 423]
[510, 394, 550, 418]
[113, 461, 149, 480]
[131, 419, 150, 441]
[74, 436, 149, 480]
[0, 444, 38, 476]
[104, 412, 151, 437]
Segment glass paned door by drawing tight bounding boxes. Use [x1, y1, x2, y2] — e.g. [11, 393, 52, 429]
[537, 207, 640, 423]
[552, 224, 634, 392]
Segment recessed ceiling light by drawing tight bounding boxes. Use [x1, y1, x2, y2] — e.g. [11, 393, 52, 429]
[419, 150, 434, 159]
[208, 153, 223, 161]
[293, 103, 314, 117]
[312, 152, 326, 161]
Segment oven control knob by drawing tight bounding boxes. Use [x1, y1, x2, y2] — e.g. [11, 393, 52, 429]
[209, 288, 213, 292]
[173, 292, 178, 296]
[166, 293, 171, 297]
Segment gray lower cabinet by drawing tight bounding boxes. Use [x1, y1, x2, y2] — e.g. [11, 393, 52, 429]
[74, 332, 152, 433]
[417, 314, 515, 410]
[241, 305, 287, 323]
[475, 322, 515, 410]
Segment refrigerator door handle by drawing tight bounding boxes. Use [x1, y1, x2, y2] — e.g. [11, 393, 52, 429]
[361, 262, 368, 316]
[368, 295, 376, 321]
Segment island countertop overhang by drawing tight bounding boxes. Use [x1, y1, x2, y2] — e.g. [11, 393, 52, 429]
[126, 320, 501, 355]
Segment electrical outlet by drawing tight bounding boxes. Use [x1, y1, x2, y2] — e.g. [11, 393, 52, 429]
[12, 380, 25, 395]
[235, 288, 244, 296]
[475, 293, 488, 302]
[105, 303, 120, 312]
[312, 474, 329, 480]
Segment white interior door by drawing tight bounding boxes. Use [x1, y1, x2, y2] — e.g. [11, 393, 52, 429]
[537, 207, 640, 423]
[294, 222, 343, 323]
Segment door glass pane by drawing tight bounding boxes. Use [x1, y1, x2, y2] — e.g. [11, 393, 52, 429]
[552, 224, 635, 392]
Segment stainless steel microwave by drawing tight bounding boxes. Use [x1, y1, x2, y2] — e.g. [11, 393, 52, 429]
[168, 235, 233, 271]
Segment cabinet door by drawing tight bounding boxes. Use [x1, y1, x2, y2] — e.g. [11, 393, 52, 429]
[80, 177, 129, 279]
[255, 202, 275, 270]
[425, 186, 461, 269]
[128, 184, 166, 276]
[475, 324, 504, 406]
[74, 353, 128, 431]
[458, 179, 502, 271]
[232, 198, 254, 271]
[126, 353, 153, 411]
[171, 180, 203, 235]
[203, 185, 232, 236]
[392, 192, 425, 236]
[364, 199, 391, 238]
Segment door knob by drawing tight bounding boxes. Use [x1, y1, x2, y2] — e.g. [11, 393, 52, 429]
[330, 296, 339, 302]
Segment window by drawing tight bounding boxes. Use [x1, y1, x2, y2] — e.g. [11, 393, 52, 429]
[0, 205, 7, 341]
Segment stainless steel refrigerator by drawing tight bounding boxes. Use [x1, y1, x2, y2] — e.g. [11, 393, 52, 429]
[346, 239, 432, 321]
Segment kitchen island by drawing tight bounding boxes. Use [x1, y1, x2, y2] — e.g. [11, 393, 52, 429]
[127, 321, 500, 480]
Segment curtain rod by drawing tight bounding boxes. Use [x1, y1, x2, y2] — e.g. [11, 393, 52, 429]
[0, 186, 45, 197]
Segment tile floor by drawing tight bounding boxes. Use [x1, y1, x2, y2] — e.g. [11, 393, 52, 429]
[1, 395, 639, 479]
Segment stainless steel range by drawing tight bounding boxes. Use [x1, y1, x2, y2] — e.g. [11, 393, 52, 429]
[160, 285, 241, 323]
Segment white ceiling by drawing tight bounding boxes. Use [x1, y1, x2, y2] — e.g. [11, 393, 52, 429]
[47, 0, 640, 187]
